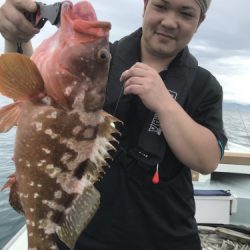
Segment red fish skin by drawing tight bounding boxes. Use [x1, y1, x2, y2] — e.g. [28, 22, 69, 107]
[31, 1, 111, 110]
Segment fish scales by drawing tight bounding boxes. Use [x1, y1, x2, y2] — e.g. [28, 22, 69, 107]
[0, 1, 120, 250]
[15, 102, 115, 249]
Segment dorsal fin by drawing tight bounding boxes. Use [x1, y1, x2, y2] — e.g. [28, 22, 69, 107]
[0, 53, 44, 101]
[0, 102, 22, 132]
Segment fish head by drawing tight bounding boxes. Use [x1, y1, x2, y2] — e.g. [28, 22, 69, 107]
[32, 1, 111, 111]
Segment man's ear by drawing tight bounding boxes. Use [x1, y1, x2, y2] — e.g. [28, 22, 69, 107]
[198, 15, 205, 26]
[143, 0, 149, 16]
[196, 15, 205, 31]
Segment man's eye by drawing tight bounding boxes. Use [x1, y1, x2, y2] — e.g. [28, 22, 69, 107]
[154, 4, 166, 11]
[181, 12, 194, 18]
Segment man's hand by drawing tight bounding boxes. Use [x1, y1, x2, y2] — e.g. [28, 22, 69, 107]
[120, 62, 173, 113]
[120, 62, 221, 174]
[0, 0, 39, 42]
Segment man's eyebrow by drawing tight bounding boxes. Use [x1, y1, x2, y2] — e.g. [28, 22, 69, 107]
[181, 6, 197, 11]
[158, 0, 197, 11]
[159, 0, 169, 4]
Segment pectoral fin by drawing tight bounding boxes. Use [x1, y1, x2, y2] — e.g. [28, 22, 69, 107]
[0, 102, 22, 132]
[0, 53, 44, 101]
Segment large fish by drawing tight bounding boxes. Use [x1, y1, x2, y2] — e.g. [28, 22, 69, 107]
[0, 1, 119, 249]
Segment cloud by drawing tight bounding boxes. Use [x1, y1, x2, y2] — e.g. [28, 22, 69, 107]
[0, 0, 249, 104]
[76, 0, 143, 41]
[195, 0, 250, 51]
[189, 0, 250, 104]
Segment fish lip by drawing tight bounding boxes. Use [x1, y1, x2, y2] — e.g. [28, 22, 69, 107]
[91, 21, 111, 29]
[77, 20, 111, 30]
[72, 20, 111, 41]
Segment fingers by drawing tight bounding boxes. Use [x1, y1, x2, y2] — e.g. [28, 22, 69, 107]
[123, 77, 146, 95]
[124, 84, 142, 96]
[120, 62, 150, 82]
[2, 10, 38, 42]
[0, 0, 39, 42]
[11, 0, 37, 12]
[121, 62, 165, 98]
[121, 65, 147, 95]
[120, 68, 146, 83]
[124, 76, 144, 88]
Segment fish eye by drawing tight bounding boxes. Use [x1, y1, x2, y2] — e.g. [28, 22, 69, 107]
[96, 48, 110, 64]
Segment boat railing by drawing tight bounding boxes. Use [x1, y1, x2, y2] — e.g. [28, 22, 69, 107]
[192, 152, 250, 181]
[221, 152, 250, 166]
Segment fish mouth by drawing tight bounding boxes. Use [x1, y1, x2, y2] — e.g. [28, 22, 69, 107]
[73, 20, 111, 39]
[84, 21, 111, 30]
[61, 1, 111, 41]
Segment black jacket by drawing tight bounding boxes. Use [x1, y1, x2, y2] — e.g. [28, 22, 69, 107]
[73, 28, 227, 250]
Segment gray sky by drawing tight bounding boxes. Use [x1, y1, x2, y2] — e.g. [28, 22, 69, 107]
[0, 0, 249, 104]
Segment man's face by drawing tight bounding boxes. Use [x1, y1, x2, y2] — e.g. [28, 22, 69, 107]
[142, 0, 203, 59]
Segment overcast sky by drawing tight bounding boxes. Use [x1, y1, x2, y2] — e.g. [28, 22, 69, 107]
[0, 0, 249, 104]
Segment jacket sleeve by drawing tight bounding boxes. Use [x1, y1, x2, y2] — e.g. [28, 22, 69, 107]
[185, 67, 228, 158]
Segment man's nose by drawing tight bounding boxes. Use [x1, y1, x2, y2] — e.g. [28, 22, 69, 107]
[160, 11, 179, 29]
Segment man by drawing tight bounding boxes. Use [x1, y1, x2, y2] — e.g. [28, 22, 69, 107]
[0, 0, 227, 249]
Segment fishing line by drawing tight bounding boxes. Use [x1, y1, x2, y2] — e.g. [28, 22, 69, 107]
[112, 82, 125, 116]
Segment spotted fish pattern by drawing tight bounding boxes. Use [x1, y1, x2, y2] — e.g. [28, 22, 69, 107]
[0, 1, 119, 250]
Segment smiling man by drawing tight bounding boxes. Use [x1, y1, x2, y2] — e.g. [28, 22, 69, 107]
[0, 0, 227, 249]
[141, 0, 206, 64]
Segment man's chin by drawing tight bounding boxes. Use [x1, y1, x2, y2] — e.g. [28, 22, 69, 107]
[151, 46, 178, 59]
